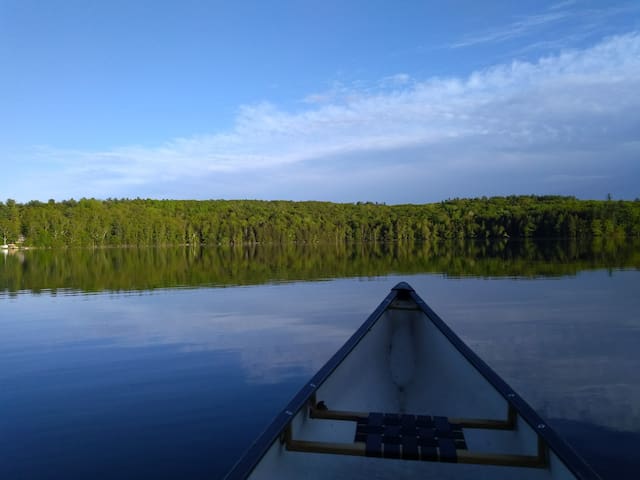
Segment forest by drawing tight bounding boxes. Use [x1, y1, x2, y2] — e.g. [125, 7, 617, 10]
[1, 195, 639, 248]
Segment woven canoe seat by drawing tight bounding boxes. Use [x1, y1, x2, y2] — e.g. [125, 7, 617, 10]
[291, 404, 545, 468]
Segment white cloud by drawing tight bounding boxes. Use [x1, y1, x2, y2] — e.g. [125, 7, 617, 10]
[12, 32, 640, 202]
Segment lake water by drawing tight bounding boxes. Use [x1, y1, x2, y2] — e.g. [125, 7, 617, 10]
[1, 240, 639, 479]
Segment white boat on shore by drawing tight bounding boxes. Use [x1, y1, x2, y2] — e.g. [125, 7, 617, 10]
[225, 282, 600, 479]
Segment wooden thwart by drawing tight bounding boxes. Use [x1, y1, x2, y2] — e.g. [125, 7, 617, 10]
[309, 405, 517, 430]
[286, 438, 547, 468]
[287, 439, 365, 457]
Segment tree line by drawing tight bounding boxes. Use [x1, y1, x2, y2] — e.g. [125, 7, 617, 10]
[0, 195, 639, 248]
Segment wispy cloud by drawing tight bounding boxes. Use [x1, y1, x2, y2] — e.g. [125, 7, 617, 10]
[450, 11, 571, 49]
[549, 0, 577, 11]
[10, 32, 640, 202]
[379, 73, 412, 88]
[449, 2, 640, 51]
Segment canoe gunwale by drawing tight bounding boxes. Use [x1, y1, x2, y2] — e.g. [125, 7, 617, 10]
[224, 281, 601, 480]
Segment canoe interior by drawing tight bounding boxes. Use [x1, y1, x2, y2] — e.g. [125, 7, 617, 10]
[227, 283, 599, 480]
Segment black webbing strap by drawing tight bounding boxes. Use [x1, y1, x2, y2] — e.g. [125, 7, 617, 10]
[356, 413, 466, 462]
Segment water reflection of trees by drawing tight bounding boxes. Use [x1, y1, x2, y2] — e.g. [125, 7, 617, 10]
[1, 238, 638, 294]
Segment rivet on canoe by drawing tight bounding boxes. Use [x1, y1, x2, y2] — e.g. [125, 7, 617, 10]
[537, 423, 546, 429]
[310, 383, 317, 388]
[285, 410, 293, 416]
[507, 393, 516, 398]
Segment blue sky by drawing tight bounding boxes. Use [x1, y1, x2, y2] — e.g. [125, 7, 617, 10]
[1, 0, 639, 203]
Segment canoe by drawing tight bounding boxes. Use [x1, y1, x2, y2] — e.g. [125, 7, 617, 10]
[225, 282, 600, 479]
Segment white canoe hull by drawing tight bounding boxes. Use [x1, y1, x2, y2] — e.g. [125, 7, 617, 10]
[226, 282, 599, 480]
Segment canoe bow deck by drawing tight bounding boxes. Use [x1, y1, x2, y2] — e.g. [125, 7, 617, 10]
[225, 282, 600, 480]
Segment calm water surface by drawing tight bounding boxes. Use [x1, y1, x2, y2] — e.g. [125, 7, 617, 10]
[1, 242, 639, 479]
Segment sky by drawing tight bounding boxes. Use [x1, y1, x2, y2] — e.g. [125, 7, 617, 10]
[1, 0, 639, 204]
